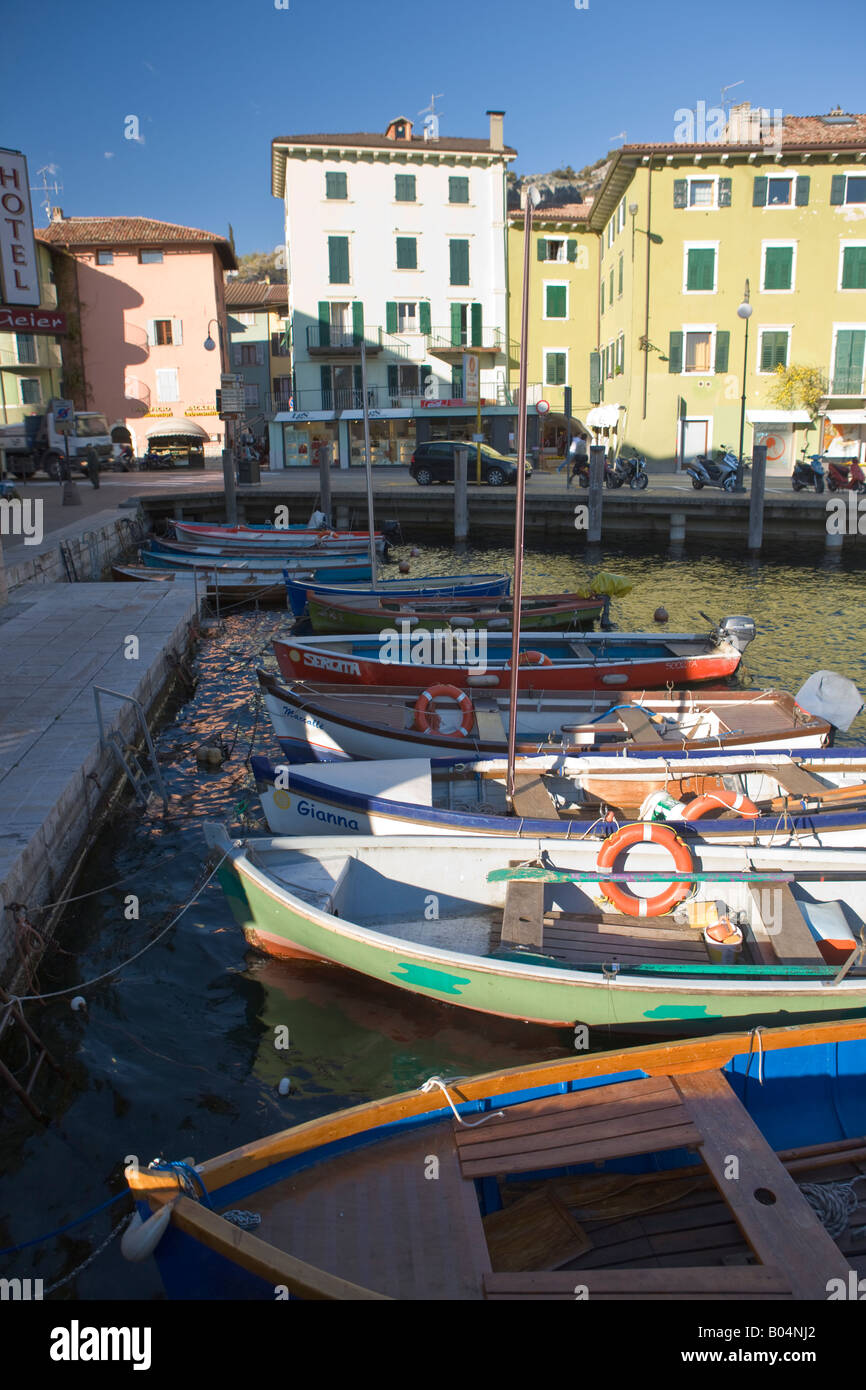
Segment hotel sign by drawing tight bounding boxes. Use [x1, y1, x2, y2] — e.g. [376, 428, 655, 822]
[0, 305, 66, 334]
[0, 149, 40, 307]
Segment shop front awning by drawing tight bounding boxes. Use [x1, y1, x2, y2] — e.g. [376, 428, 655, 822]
[585, 404, 623, 429]
[745, 410, 811, 424]
[826, 410, 866, 425]
[274, 411, 335, 422]
[340, 408, 413, 420]
[145, 417, 210, 439]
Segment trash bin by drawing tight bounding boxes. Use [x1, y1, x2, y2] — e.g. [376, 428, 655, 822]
[237, 453, 261, 486]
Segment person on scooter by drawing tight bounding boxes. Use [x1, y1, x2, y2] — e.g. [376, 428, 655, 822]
[567, 433, 589, 487]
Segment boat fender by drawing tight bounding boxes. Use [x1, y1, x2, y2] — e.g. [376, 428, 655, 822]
[681, 790, 759, 821]
[413, 685, 475, 737]
[449, 616, 474, 629]
[507, 650, 553, 668]
[121, 1202, 175, 1262]
[596, 822, 696, 918]
[487, 617, 510, 630]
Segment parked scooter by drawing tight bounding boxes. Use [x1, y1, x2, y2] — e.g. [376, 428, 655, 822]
[610, 453, 649, 490]
[791, 452, 825, 493]
[826, 457, 866, 494]
[685, 445, 739, 492]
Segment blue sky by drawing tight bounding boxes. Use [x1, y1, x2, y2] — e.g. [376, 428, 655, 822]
[2, 0, 864, 257]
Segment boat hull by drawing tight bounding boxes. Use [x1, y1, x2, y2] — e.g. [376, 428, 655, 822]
[306, 594, 605, 635]
[285, 572, 510, 617]
[140, 546, 372, 583]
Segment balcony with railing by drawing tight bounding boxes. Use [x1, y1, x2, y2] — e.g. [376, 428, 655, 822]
[426, 326, 509, 358]
[268, 381, 530, 415]
[305, 325, 410, 358]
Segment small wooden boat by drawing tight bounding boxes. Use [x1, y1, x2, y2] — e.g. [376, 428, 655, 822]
[250, 746, 866, 848]
[172, 520, 389, 556]
[111, 564, 287, 605]
[307, 591, 606, 635]
[204, 824, 866, 1030]
[125, 1018, 866, 1299]
[255, 668, 831, 762]
[152, 535, 377, 565]
[139, 544, 373, 584]
[285, 571, 511, 618]
[272, 617, 755, 692]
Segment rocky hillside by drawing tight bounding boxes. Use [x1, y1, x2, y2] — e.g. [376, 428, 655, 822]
[506, 152, 614, 210]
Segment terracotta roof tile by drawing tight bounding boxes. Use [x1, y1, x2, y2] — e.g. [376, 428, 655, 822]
[36, 217, 237, 268]
[273, 132, 516, 155]
[224, 280, 288, 308]
[620, 112, 866, 155]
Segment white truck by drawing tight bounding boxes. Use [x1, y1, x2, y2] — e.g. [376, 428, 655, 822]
[0, 406, 113, 483]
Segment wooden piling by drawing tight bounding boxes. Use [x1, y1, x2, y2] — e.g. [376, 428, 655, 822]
[748, 443, 767, 551]
[588, 445, 604, 544]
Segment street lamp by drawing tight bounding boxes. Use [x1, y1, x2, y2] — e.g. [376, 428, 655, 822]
[735, 280, 753, 492]
[203, 319, 220, 352]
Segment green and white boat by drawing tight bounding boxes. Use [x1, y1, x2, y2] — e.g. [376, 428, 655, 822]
[205, 828, 866, 1035]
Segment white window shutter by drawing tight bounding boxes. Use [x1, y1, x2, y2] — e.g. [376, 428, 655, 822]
[146, 319, 156, 347]
[172, 318, 183, 346]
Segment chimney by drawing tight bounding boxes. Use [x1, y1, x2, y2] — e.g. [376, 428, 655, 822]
[50, 206, 64, 222]
[486, 110, 505, 151]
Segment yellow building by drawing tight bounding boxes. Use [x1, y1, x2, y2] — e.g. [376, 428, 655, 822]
[587, 107, 866, 474]
[0, 243, 63, 424]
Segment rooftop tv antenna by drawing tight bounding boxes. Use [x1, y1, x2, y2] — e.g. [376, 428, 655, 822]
[720, 79, 744, 110]
[31, 165, 63, 224]
[419, 92, 444, 141]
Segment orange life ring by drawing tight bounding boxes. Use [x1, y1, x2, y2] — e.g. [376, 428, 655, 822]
[507, 650, 553, 668]
[597, 822, 695, 918]
[681, 790, 759, 821]
[413, 684, 475, 737]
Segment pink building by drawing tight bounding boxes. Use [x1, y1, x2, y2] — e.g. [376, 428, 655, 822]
[37, 213, 236, 459]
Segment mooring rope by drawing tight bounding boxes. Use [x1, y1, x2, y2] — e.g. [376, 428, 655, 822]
[798, 1175, 866, 1240]
[421, 1076, 504, 1127]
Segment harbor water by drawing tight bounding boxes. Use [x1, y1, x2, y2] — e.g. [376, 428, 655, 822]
[3, 539, 866, 1298]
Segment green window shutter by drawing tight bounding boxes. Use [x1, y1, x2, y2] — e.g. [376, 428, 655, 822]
[687, 247, 715, 291]
[470, 302, 483, 345]
[537, 238, 547, 262]
[546, 353, 566, 386]
[714, 330, 730, 374]
[387, 364, 399, 397]
[842, 246, 866, 290]
[673, 179, 687, 209]
[668, 331, 683, 374]
[396, 237, 417, 269]
[385, 301, 397, 334]
[753, 177, 768, 207]
[450, 239, 470, 285]
[795, 175, 810, 207]
[325, 171, 347, 199]
[618, 254, 623, 296]
[353, 365, 363, 393]
[830, 175, 846, 206]
[328, 236, 349, 283]
[545, 285, 567, 318]
[419, 301, 431, 335]
[609, 268, 614, 301]
[451, 365, 463, 396]
[764, 246, 793, 290]
[395, 174, 416, 202]
[833, 329, 866, 393]
[718, 177, 732, 207]
[760, 331, 787, 372]
[318, 301, 330, 347]
[351, 301, 364, 342]
[600, 282, 605, 314]
[320, 365, 332, 406]
[450, 303, 463, 346]
[420, 364, 431, 395]
[589, 351, 601, 404]
[448, 176, 469, 203]
[567, 239, 578, 262]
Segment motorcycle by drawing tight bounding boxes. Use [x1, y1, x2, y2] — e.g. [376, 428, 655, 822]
[610, 453, 649, 490]
[791, 452, 825, 493]
[686, 445, 739, 492]
[826, 457, 866, 494]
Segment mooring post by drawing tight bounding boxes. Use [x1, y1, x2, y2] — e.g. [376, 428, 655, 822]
[454, 446, 469, 545]
[223, 419, 238, 526]
[669, 510, 686, 554]
[588, 444, 604, 545]
[318, 438, 332, 527]
[748, 443, 767, 552]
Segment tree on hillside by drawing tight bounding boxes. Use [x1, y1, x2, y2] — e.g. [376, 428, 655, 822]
[235, 250, 287, 283]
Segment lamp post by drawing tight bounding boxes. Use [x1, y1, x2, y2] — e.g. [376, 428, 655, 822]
[206, 319, 237, 523]
[735, 280, 753, 493]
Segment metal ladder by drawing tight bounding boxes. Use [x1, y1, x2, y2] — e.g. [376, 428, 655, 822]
[93, 686, 168, 810]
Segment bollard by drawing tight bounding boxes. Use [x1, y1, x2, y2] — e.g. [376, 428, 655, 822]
[454, 446, 469, 545]
[747, 443, 767, 551]
[318, 441, 332, 527]
[588, 445, 604, 545]
[222, 421, 238, 526]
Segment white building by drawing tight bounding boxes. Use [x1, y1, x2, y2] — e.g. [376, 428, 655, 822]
[269, 111, 517, 469]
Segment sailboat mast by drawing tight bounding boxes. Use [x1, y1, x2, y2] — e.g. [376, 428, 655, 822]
[506, 185, 539, 805]
[360, 335, 377, 589]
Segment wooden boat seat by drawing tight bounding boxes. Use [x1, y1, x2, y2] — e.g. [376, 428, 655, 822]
[483, 1266, 793, 1299]
[770, 763, 831, 799]
[473, 697, 507, 743]
[501, 880, 546, 952]
[747, 883, 825, 965]
[616, 707, 667, 743]
[511, 773, 559, 819]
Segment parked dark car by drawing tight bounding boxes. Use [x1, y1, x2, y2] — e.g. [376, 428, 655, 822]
[409, 441, 532, 487]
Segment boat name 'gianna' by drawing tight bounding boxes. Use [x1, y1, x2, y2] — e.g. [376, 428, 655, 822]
[296, 799, 359, 829]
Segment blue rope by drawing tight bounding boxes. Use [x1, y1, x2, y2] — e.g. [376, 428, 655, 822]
[0, 1189, 129, 1256]
[149, 1160, 213, 1209]
[588, 703, 659, 725]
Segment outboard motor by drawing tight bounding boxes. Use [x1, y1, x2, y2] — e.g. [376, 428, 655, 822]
[795, 671, 865, 743]
[717, 615, 757, 654]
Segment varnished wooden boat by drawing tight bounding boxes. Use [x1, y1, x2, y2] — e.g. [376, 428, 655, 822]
[139, 543, 372, 583]
[124, 1018, 866, 1300]
[111, 564, 287, 605]
[285, 572, 511, 618]
[306, 591, 606, 634]
[149, 537, 373, 571]
[172, 520, 389, 556]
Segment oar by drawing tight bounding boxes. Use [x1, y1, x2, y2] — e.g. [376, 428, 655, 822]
[487, 867, 793, 884]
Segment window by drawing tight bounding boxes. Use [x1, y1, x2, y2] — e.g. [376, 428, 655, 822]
[271, 325, 290, 356]
[832, 329, 866, 394]
[542, 238, 566, 263]
[674, 176, 729, 210]
[154, 319, 173, 345]
[841, 245, 866, 290]
[397, 301, 418, 333]
[155, 367, 179, 402]
[97, 250, 114, 265]
[758, 330, 790, 372]
[544, 283, 567, 319]
[689, 179, 715, 208]
[618, 253, 623, 297]
[762, 243, 795, 291]
[831, 174, 866, 206]
[600, 281, 605, 315]
[238, 344, 259, 365]
[753, 175, 809, 208]
[618, 197, 626, 231]
[396, 236, 417, 270]
[20, 377, 41, 405]
[449, 239, 470, 285]
[395, 174, 416, 202]
[684, 330, 713, 373]
[326, 171, 347, 200]
[685, 245, 717, 293]
[609, 268, 614, 303]
[607, 219, 614, 247]
[328, 236, 350, 283]
[399, 364, 419, 395]
[449, 176, 469, 204]
[545, 351, 567, 386]
[236, 312, 255, 326]
[16, 333, 36, 364]
[272, 376, 292, 407]
[140, 249, 163, 264]
[244, 382, 260, 407]
[606, 343, 615, 379]
[148, 318, 183, 347]
[767, 177, 793, 206]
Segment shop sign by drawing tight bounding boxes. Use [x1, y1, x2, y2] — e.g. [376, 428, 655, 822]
[0, 149, 39, 307]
